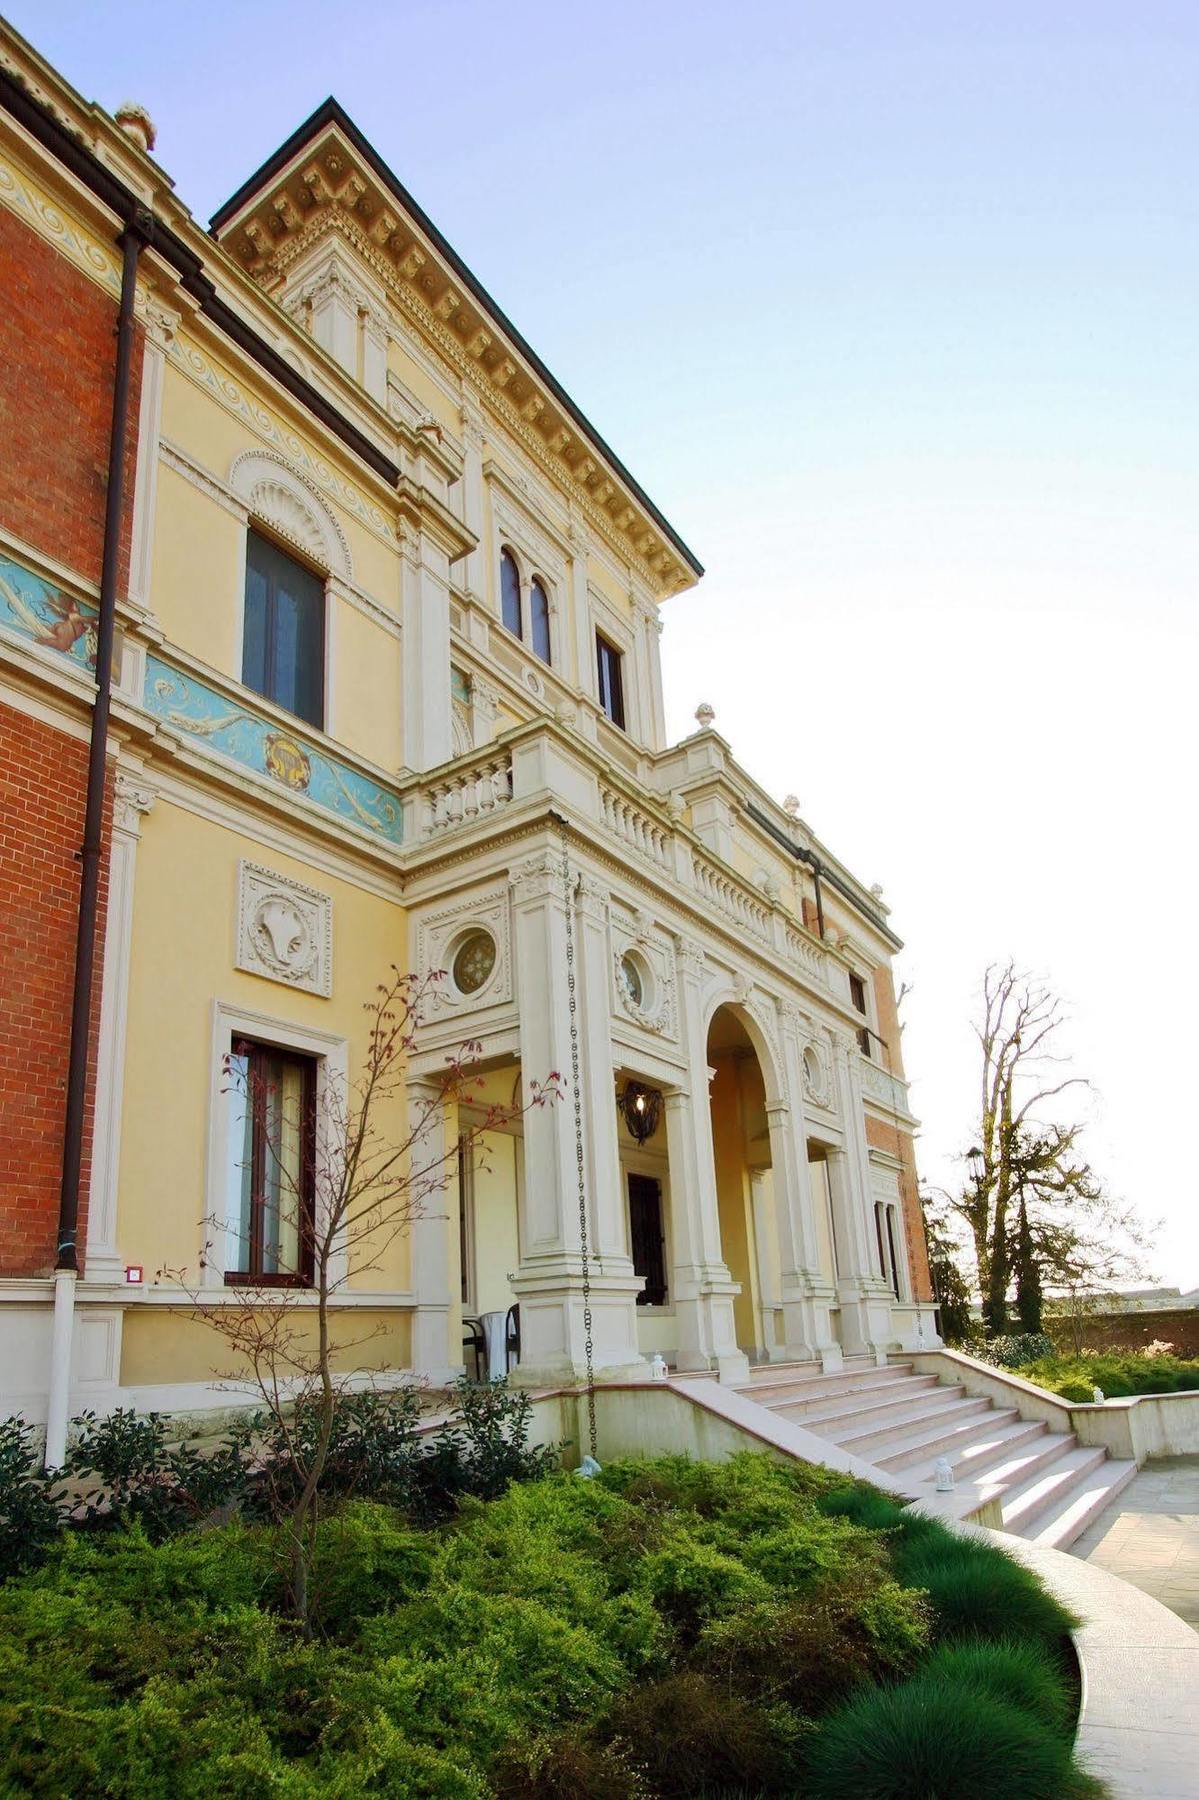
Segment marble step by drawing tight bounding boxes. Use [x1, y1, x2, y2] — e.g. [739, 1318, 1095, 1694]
[768, 1374, 943, 1430]
[877, 1409, 1034, 1475]
[739, 1364, 913, 1407]
[1022, 1457, 1139, 1553]
[756, 1368, 936, 1425]
[823, 1392, 994, 1453]
[999, 1445, 1109, 1536]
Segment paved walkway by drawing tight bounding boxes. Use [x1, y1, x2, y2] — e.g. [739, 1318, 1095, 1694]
[1073, 1456, 1199, 1630]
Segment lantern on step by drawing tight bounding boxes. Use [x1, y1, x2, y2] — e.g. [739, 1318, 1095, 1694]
[618, 1081, 662, 1144]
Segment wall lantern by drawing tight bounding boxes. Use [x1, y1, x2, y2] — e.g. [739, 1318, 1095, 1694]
[618, 1081, 662, 1144]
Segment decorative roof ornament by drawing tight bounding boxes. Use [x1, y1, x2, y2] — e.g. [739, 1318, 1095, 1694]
[783, 794, 801, 819]
[694, 701, 715, 730]
[114, 101, 156, 153]
[870, 882, 885, 901]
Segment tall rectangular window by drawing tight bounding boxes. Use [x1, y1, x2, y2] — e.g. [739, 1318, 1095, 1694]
[226, 1039, 316, 1286]
[242, 528, 325, 728]
[628, 1173, 667, 1306]
[849, 971, 872, 1058]
[596, 632, 626, 730]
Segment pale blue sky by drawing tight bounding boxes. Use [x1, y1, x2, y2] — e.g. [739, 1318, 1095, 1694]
[15, 3, 1199, 1283]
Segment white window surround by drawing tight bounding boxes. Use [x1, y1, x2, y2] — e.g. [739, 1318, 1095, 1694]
[494, 536, 560, 671]
[229, 450, 350, 742]
[588, 583, 642, 741]
[203, 999, 350, 1290]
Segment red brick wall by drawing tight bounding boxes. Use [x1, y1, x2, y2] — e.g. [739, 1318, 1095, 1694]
[865, 1114, 934, 1303]
[0, 702, 111, 1274]
[0, 203, 141, 1274]
[1047, 1309, 1199, 1358]
[0, 205, 142, 587]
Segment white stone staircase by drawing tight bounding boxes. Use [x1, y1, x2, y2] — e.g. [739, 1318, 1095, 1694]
[734, 1358, 1138, 1552]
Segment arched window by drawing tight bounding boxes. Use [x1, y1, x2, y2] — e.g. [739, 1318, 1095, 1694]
[500, 547, 522, 638]
[530, 576, 551, 665]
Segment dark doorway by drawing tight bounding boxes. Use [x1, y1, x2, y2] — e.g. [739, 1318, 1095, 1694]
[628, 1173, 667, 1306]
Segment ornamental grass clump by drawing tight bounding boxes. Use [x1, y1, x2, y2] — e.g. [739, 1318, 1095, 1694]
[804, 1677, 1103, 1800]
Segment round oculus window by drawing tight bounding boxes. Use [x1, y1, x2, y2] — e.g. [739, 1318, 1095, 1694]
[619, 952, 645, 1009]
[452, 930, 497, 995]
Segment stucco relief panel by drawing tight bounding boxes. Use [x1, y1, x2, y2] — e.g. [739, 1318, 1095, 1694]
[610, 906, 678, 1042]
[236, 860, 333, 997]
[414, 884, 513, 1015]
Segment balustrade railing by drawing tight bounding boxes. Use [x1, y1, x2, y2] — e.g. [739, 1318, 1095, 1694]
[691, 851, 772, 943]
[422, 753, 513, 835]
[599, 783, 673, 870]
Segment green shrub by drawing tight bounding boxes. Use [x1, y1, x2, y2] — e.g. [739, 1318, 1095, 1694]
[315, 1712, 489, 1797]
[66, 1409, 250, 1540]
[892, 1531, 1079, 1647]
[491, 1727, 651, 1799]
[605, 1670, 805, 1797]
[633, 1528, 772, 1634]
[0, 1417, 65, 1578]
[1018, 1349, 1199, 1402]
[979, 1333, 1056, 1370]
[697, 1574, 929, 1714]
[305, 1501, 434, 1636]
[348, 1587, 629, 1766]
[806, 1678, 1101, 1799]
[918, 1636, 1073, 1735]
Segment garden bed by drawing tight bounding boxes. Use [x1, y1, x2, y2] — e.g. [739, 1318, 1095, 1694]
[1015, 1350, 1199, 1405]
[0, 1445, 1103, 1797]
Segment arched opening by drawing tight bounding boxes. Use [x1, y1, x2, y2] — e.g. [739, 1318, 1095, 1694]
[500, 547, 522, 638]
[706, 1005, 774, 1358]
[530, 576, 551, 664]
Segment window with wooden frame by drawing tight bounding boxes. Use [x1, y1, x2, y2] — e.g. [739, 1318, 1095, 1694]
[242, 527, 325, 728]
[225, 1038, 316, 1286]
[849, 970, 872, 1058]
[628, 1173, 667, 1306]
[596, 631, 626, 730]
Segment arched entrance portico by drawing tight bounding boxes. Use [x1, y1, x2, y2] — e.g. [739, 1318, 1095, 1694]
[706, 1005, 773, 1360]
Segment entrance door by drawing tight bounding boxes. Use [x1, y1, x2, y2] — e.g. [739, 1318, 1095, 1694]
[628, 1174, 667, 1306]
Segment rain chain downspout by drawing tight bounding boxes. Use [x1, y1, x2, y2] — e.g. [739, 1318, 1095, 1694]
[45, 214, 150, 1471]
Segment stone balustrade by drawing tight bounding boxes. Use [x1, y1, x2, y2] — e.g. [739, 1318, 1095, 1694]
[421, 752, 513, 835]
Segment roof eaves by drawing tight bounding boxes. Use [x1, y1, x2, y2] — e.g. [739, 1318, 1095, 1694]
[211, 98, 703, 580]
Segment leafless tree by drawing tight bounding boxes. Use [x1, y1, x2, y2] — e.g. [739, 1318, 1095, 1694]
[166, 967, 559, 1627]
[951, 961, 1151, 1336]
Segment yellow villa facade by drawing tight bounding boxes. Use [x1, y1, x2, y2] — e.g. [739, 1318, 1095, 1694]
[0, 21, 936, 1428]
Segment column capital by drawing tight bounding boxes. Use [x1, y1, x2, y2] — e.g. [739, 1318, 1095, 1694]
[113, 771, 156, 838]
[508, 850, 563, 905]
[672, 932, 707, 980]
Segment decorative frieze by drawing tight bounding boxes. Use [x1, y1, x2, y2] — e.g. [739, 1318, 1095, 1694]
[143, 655, 404, 844]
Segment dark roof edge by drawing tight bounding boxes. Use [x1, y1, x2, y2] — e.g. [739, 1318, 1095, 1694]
[211, 97, 704, 580]
[745, 802, 903, 952]
[0, 67, 401, 490]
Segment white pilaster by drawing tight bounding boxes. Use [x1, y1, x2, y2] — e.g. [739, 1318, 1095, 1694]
[128, 298, 177, 621]
[508, 848, 642, 1381]
[408, 1076, 458, 1385]
[84, 770, 156, 1283]
[828, 1034, 896, 1359]
[459, 393, 487, 605]
[666, 937, 750, 1382]
[400, 526, 453, 771]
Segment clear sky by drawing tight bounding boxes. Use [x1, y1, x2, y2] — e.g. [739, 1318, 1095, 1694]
[14, 2, 1198, 1285]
